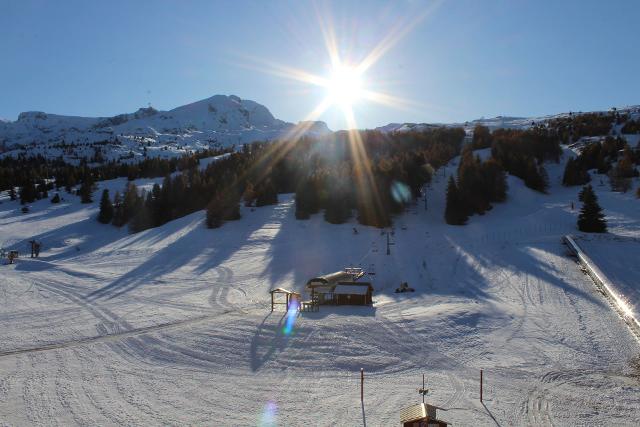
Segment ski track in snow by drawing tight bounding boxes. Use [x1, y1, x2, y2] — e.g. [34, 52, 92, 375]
[1, 147, 640, 425]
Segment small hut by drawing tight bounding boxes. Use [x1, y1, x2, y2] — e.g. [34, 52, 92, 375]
[269, 288, 301, 312]
[333, 283, 373, 305]
[400, 403, 449, 427]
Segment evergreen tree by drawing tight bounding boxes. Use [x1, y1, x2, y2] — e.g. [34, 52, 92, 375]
[51, 193, 61, 203]
[36, 182, 48, 199]
[79, 180, 93, 203]
[97, 189, 114, 224]
[295, 182, 311, 220]
[255, 180, 278, 206]
[242, 182, 256, 207]
[324, 186, 351, 224]
[19, 181, 37, 205]
[206, 190, 241, 229]
[482, 158, 508, 202]
[9, 187, 17, 201]
[129, 192, 152, 233]
[112, 191, 125, 227]
[577, 185, 607, 233]
[445, 176, 467, 225]
[471, 124, 492, 150]
[121, 183, 139, 224]
[562, 157, 590, 186]
[206, 195, 224, 228]
[578, 185, 587, 202]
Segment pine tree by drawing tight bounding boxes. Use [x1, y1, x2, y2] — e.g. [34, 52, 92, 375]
[255, 180, 278, 206]
[112, 191, 125, 227]
[36, 182, 48, 199]
[324, 188, 351, 224]
[20, 181, 37, 205]
[129, 193, 152, 233]
[122, 183, 139, 224]
[51, 193, 61, 204]
[471, 124, 492, 150]
[562, 157, 590, 186]
[206, 190, 241, 229]
[445, 176, 467, 225]
[482, 158, 508, 202]
[79, 180, 93, 203]
[578, 185, 587, 202]
[97, 189, 114, 224]
[295, 182, 311, 220]
[577, 185, 607, 233]
[206, 195, 223, 228]
[8, 187, 17, 201]
[242, 182, 256, 207]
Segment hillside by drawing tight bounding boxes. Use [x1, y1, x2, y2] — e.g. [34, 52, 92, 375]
[1, 148, 639, 425]
[0, 95, 330, 163]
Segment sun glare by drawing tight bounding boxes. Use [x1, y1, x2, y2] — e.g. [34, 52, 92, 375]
[325, 65, 364, 110]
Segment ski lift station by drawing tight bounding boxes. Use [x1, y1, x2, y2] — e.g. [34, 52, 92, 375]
[306, 268, 373, 306]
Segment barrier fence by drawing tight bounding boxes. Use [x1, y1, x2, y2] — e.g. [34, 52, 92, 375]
[563, 235, 640, 338]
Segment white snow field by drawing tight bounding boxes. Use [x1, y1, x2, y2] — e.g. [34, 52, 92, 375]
[1, 149, 639, 426]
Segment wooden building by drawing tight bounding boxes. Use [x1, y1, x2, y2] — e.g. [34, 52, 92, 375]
[333, 283, 373, 305]
[399, 403, 449, 427]
[306, 269, 373, 306]
[269, 288, 301, 312]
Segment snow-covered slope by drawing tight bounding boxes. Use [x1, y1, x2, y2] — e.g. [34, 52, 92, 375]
[0, 95, 331, 162]
[377, 105, 640, 134]
[1, 149, 639, 425]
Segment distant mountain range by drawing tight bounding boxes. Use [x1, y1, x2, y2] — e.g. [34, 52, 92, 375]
[0, 95, 331, 162]
[1, 94, 638, 164]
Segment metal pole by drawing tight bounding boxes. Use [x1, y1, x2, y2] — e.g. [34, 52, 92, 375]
[480, 369, 483, 402]
[386, 232, 390, 255]
[422, 373, 425, 404]
[360, 368, 364, 402]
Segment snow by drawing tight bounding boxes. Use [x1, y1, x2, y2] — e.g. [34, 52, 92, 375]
[0, 95, 331, 163]
[0, 148, 639, 425]
[576, 235, 640, 321]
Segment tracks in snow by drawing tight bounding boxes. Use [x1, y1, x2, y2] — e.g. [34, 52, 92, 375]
[0, 310, 238, 359]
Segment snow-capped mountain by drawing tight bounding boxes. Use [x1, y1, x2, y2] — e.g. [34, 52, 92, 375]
[0, 95, 330, 162]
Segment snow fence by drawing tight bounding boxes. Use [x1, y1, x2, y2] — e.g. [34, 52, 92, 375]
[563, 235, 640, 338]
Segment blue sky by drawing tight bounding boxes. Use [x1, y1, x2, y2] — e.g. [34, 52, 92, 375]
[1, 0, 639, 130]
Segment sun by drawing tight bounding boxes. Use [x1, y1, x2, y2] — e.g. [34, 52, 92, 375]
[325, 64, 364, 110]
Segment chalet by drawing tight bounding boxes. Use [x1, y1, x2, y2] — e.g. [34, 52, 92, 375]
[306, 268, 373, 306]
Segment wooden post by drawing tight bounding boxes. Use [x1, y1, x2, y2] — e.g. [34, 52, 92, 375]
[422, 373, 425, 403]
[271, 291, 274, 312]
[360, 368, 364, 402]
[480, 369, 483, 403]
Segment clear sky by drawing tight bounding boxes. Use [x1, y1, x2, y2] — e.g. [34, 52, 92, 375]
[1, 0, 639, 130]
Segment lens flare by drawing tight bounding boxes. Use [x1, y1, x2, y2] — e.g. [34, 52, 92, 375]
[259, 401, 278, 427]
[391, 181, 412, 204]
[282, 299, 299, 336]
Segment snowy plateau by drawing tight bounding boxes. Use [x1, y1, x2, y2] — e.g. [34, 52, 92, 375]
[1, 104, 640, 426]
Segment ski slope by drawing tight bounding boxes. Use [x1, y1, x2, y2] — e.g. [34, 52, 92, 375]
[1, 149, 639, 425]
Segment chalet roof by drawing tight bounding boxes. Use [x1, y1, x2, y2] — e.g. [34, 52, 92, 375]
[307, 269, 365, 287]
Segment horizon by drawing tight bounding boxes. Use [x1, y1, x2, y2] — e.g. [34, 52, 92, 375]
[2, 0, 640, 129]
